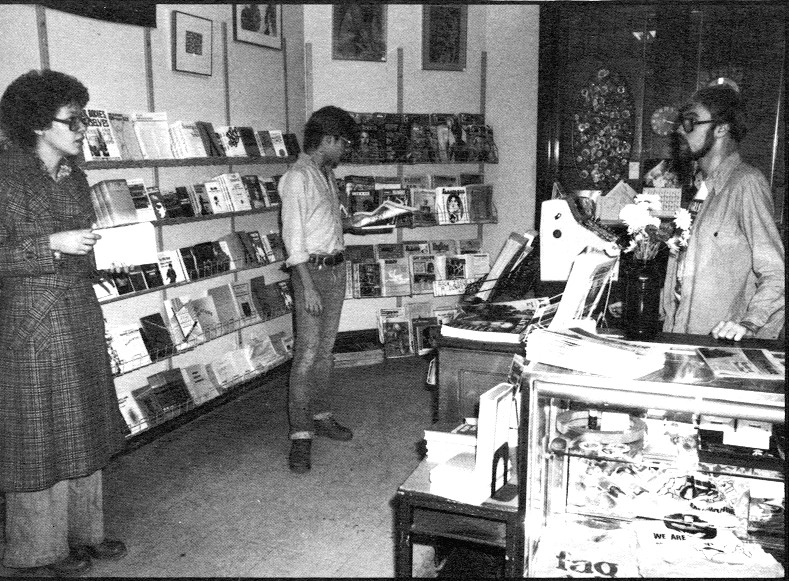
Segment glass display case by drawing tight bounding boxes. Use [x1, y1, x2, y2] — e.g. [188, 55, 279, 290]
[518, 341, 785, 577]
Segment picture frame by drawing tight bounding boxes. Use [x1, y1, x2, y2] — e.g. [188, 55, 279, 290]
[332, 4, 387, 62]
[233, 3, 282, 50]
[422, 4, 467, 71]
[172, 11, 213, 76]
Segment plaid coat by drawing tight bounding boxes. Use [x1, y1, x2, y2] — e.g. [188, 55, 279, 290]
[0, 147, 125, 492]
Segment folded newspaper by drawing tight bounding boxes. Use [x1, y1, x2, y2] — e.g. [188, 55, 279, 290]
[696, 347, 785, 381]
[350, 200, 417, 228]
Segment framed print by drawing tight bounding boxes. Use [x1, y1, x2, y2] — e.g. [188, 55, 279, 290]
[332, 4, 387, 62]
[172, 11, 213, 76]
[233, 3, 282, 49]
[422, 4, 467, 71]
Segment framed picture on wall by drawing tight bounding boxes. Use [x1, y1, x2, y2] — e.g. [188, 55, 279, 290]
[233, 3, 282, 49]
[332, 3, 387, 62]
[172, 11, 213, 76]
[422, 4, 467, 71]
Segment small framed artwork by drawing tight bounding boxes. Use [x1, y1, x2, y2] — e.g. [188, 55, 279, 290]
[172, 11, 213, 76]
[233, 3, 282, 50]
[332, 3, 387, 62]
[422, 4, 467, 71]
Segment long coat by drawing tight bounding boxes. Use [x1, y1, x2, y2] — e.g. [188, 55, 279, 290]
[0, 147, 125, 492]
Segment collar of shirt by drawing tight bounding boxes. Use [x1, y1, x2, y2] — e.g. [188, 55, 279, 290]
[35, 155, 73, 183]
[703, 151, 742, 197]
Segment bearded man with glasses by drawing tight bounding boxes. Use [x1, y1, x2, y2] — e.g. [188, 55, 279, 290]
[0, 69, 127, 575]
[661, 83, 784, 341]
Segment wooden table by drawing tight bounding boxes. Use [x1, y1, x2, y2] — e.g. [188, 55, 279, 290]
[393, 461, 524, 578]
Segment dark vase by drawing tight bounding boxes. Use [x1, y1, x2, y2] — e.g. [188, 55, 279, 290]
[623, 258, 661, 340]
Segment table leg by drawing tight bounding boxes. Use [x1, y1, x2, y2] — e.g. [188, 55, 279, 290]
[394, 494, 414, 578]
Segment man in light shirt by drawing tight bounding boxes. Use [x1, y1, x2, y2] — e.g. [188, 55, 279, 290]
[279, 106, 358, 473]
[662, 83, 784, 341]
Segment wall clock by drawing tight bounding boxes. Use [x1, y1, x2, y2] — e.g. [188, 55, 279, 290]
[650, 105, 679, 137]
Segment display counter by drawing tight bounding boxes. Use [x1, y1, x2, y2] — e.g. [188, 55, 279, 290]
[518, 335, 785, 577]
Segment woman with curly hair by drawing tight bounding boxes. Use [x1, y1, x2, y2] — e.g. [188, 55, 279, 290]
[0, 69, 127, 575]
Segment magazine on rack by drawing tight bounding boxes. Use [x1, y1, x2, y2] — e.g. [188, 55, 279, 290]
[350, 199, 418, 228]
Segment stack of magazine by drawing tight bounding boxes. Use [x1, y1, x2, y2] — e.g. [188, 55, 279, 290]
[525, 327, 666, 379]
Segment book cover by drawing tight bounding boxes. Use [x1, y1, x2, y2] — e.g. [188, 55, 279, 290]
[109, 269, 134, 296]
[254, 130, 277, 157]
[377, 188, 414, 228]
[268, 129, 288, 157]
[351, 112, 385, 164]
[236, 126, 261, 157]
[346, 185, 378, 215]
[382, 319, 413, 358]
[696, 347, 785, 381]
[93, 271, 119, 302]
[466, 184, 494, 222]
[382, 112, 411, 164]
[144, 187, 168, 220]
[126, 178, 157, 222]
[191, 241, 221, 278]
[375, 243, 404, 260]
[131, 111, 174, 159]
[410, 188, 439, 226]
[203, 180, 231, 214]
[126, 265, 148, 292]
[108, 324, 152, 373]
[405, 114, 434, 163]
[173, 120, 208, 158]
[185, 183, 211, 216]
[173, 187, 197, 218]
[158, 189, 189, 218]
[282, 133, 301, 157]
[186, 295, 221, 340]
[436, 187, 471, 225]
[240, 174, 267, 209]
[275, 280, 294, 312]
[262, 177, 281, 205]
[181, 363, 221, 403]
[162, 296, 203, 345]
[249, 276, 275, 319]
[245, 333, 283, 369]
[215, 125, 248, 157]
[354, 261, 382, 298]
[91, 179, 138, 227]
[207, 284, 243, 334]
[379, 257, 411, 297]
[247, 231, 270, 265]
[195, 121, 225, 157]
[412, 316, 440, 355]
[146, 369, 193, 412]
[215, 172, 252, 213]
[440, 302, 541, 344]
[428, 174, 460, 189]
[402, 241, 431, 256]
[82, 107, 122, 161]
[231, 280, 259, 320]
[409, 254, 438, 295]
[106, 111, 144, 160]
[264, 231, 287, 262]
[139, 312, 175, 362]
[429, 239, 457, 256]
[140, 262, 164, 289]
[457, 238, 483, 254]
[117, 394, 149, 434]
[178, 247, 200, 281]
[157, 250, 188, 285]
[344, 244, 377, 263]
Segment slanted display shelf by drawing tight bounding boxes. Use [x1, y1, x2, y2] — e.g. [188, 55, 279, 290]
[83, 155, 296, 171]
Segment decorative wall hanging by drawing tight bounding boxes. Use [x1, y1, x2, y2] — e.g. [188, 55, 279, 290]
[572, 67, 635, 191]
[422, 4, 467, 71]
[332, 3, 387, 62]
[172, 11, 213, 76]
[233, 3, 282, 49]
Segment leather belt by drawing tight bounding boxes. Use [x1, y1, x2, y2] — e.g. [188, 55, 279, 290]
[308, 251, 344, 267]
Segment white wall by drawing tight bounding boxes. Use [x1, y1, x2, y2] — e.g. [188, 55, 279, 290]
[304, 4, 540, 330]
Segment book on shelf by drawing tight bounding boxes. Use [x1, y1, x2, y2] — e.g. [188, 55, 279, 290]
[549, 248, 619, 330]
[525, 326, 666, 379]
[345, 182, 378, 215]
[207, 284, 243, 334]
[245, 332, 284, 369]
[261, 176, 281, 206]
[457, 238, 483, 254]
[202, 180, 232, 214]
[275, 280, 294, 311]
[378, 188, 414, 228]
[172, 187, 197, 218]
[268, 129, 288, 157]
[382, 112, 411, 163]
[93, 271, 119, 302]
[90, 179, 138, 228]
[436, 187, 471, 225]
[376, 307, 406, 342]
[161, 296, 201, 346]
[429, 239, 456, 256]
[157, 250, 189, 285]
[410, 188, 439, 226]
[138, 312, 176, 362]
[268, 331, 293, 358]
[429, 174, 460, 189]
[207, 348, 255, 388]
[117, 394, 149, 435]
[696, 347, 785, 381]
[180, 363, 221, 404]
[249, 276, 278, 319]
[254, 130, 277, 157]
[106, 324, 152, 373]
[186, 295, 221, 341]
[230, 280, 259, 320]
[126, 265, 148, 292]
[159, 188, 193, 219]
[466, 184, 494, 222]
[344, 244, 377, 263]
[432, 278, 469, 297]
[215, 125, 248, 157]
[106, 111, 144, 160]
[350, 199, 418, 229]
[131, 111, 174, 159]
[282, 133, 301, 157]
[82, 108, 122, 161]
[375, 242, 404, 260]
[143, 187, 168, 220]
[246, 231, 270, 265]
[194, 121, 226, 157]
[264, 231, 286, 262]
[188, 241, 216, 278]
[240, 174, 267, 209]
[236, 126, 262, 157]
[439, 298, 550, 344]
[402, 240, 431, 256]
[412, 316, 440, 355]
[353, 261, 382, 298]
[408, 254, 438, 295]
[109, 269, 133, 296]
[145, 369, 194, 412]
[211, 240, 232, 274]
[379, 310, 413, 359]
[185, 183, 211, 216]
[126, 178, 157, 222]
[171, 120, 209, 159]
[459, 172, 484, 186]
[405, 114, 434, 163]
[139, 262, 164, 289]
[215, 172, 252, 213]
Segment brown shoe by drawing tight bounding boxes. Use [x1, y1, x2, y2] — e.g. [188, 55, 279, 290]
[79, 539, 127, 561]
[47, 550, 92, 576]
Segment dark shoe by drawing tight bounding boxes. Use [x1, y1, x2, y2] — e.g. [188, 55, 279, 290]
[289, 439, 312, 473]
[47, 551, 92, 576]
[314, 416, 353, 441]
[80, 539, 127, 561]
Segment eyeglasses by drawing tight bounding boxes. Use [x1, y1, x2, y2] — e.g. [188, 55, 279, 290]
[679, 117, 715, 133]
[51, 114, 88, 132]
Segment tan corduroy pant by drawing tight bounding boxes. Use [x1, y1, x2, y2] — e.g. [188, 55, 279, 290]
[2, 470, 104, 569]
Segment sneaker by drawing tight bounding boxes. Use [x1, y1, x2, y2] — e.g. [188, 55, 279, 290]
[46, 550, 92, 576]
[314, 417, 353, 441]
[289, 439, 312, 473]
[79, 539, 127, 561]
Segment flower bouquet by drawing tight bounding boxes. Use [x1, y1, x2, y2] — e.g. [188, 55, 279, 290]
[618, 193, 692, 260]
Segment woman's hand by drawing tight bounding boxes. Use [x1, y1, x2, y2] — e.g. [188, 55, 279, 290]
[49, 229, 101, 255]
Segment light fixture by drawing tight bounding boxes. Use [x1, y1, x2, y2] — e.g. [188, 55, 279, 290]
[632, 30, 657, 42]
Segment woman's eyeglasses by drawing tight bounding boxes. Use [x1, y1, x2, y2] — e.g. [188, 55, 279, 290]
[679, 117, 715, 133]
[51, 114, 89, 132]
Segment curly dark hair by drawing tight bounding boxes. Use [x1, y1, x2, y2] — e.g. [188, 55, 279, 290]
[0, 69, 89, 149]
[303, 105, 358, 152]
[688, 83, 747, 143]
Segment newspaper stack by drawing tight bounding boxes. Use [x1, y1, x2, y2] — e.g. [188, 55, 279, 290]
[525, 327, 666, 379]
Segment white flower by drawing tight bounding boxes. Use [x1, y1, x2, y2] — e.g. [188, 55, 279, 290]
[619, 203, 653, 231]
[674, 208, 692, 231]
[634, 192, 663, 214]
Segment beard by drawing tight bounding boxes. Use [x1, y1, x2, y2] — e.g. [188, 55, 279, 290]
[672, 128, 715, 163]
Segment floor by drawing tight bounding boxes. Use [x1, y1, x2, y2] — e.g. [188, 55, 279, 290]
[0, 357, 443, 577]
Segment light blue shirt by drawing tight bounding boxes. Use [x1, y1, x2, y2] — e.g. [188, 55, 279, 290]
[279, 153, 345, 267]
